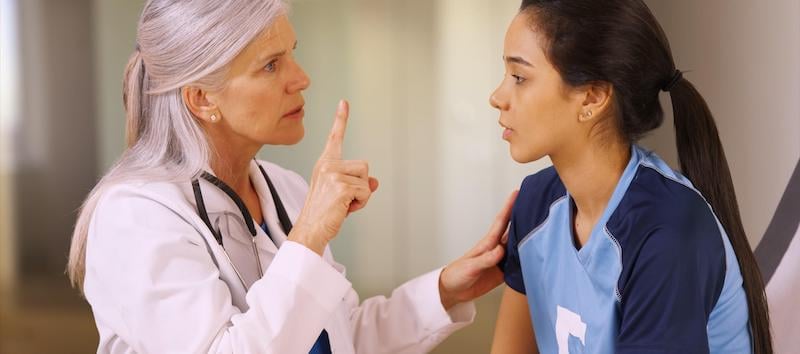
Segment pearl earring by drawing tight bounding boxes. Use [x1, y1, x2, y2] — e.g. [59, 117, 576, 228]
[210, 114, 218, 122]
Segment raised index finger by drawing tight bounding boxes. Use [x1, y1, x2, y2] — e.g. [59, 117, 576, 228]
[321, 100, 349, 159]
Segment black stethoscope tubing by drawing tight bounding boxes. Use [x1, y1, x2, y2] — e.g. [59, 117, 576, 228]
[191, 162, 294, 290]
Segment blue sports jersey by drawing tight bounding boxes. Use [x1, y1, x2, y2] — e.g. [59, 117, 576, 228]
[500, 145, 752, 354]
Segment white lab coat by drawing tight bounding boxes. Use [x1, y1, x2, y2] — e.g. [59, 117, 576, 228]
[83, 160, 475, 354]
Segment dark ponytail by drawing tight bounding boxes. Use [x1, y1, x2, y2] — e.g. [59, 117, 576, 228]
[669, 77, 773, 354]
[519, 0, 772, 352]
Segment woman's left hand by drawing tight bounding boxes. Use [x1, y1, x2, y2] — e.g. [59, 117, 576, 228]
[438, 190, 518, 310]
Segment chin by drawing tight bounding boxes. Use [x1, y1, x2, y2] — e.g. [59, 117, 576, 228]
[282, 129, 305, 145]
[510, 144, 545, 164]
[261, 127, 305, 146]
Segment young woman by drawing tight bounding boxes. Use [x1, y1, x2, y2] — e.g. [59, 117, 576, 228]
[490, 0, 772, 353]
[66, 0, 514, 352]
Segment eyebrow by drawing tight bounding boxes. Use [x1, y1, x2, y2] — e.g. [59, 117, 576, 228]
[257, 40, 298, 63]
[504, 55, 533, 67]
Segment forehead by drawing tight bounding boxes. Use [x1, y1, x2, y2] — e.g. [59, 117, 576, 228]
[504, 13, 548, 63]
[227, 15, 296, 72]
[248, 15, 296, 53]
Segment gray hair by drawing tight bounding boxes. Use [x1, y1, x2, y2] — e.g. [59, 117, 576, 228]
[68, 0, 288, 290]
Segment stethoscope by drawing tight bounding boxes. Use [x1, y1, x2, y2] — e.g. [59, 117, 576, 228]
[191, 162, 293, 291]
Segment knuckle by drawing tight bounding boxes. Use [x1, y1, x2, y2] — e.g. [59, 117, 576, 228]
[319, 163, 332, 174]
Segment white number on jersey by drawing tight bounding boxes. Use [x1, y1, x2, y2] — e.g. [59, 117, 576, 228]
[555, 305, 587, 354]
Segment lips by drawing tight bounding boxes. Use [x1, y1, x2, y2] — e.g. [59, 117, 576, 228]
[283, 105, 304, 118]
[499, 120, 513, 140]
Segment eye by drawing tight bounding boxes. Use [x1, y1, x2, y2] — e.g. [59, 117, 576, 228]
[512, 74, 526, 84]
[264, 59, 279, 73]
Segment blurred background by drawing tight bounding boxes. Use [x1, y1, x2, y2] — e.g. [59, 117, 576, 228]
[0, 0, 798, 353]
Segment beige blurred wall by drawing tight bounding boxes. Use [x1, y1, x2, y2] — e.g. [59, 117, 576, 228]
[643, 0, 800, 248]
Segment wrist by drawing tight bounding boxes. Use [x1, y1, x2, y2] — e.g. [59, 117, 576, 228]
[438, 270, 458, 310]
[287, 225, 327, 256]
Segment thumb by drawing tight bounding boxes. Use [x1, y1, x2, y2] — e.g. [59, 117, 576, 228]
[368, 177, 379, 192]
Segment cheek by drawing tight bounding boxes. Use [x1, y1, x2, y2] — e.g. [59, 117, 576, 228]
[228, 84, 280, 131]
[510, 83, 575, 159]
[240, 85, 282, 121]
[515, 84, 557, 134]
[524, 84, 574, 131]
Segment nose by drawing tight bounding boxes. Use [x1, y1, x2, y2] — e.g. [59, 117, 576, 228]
[287, 59, 311, 94]
[490, 86, 509, 111]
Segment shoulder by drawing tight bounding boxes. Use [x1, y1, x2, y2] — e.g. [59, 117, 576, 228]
[91, 180, 203, 242]
[611, 164, 727, 304]
[96, 180, 193, 218]
[500, 166, 566, 294]
[610, 163, 723, 249]
[85, 180, 213, 291]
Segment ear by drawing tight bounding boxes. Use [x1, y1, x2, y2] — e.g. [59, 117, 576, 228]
[577, 81, 614, 123]
[182, 86, 221, 123]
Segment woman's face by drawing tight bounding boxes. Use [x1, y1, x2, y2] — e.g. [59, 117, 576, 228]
[490, 13, 586, 164]
[208, 15, 310, 147]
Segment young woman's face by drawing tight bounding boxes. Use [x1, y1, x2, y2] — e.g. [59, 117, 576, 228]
[490, 13, 586, 163]
[209, 15, 311, 146]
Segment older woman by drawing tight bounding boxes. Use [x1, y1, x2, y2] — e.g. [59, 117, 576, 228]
[67, 1, 514, 353]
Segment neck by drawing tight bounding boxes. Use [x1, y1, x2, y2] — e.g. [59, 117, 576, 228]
[551, 140, 631, 222]
[207, 131, 261, 195]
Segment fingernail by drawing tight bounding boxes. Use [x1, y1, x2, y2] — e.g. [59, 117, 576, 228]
[338, 100, 346, 112]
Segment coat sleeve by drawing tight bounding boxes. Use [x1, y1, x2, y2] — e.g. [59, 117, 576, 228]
[83, 185, 352, 353]
[344, 267, 477, 353]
